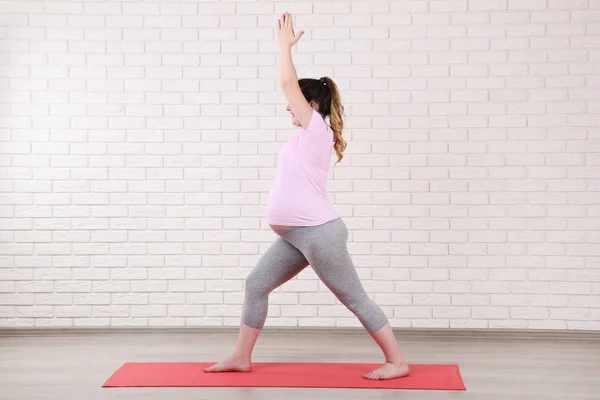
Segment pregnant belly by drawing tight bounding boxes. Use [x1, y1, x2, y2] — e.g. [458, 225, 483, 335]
[269, 224, 293, 234]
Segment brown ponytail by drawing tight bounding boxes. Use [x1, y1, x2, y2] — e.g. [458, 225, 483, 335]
[298, 76, 347, 164]
[323, 77, 347, 164]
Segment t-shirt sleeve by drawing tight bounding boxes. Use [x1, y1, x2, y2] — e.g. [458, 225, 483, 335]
[304, 109, 333, 145]
[302, 109, 334, 168]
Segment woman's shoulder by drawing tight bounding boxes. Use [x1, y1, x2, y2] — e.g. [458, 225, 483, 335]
[303, 110, 333, 140]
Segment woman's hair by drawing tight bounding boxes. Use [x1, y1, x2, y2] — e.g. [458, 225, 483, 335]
[298, 76, 347, 164]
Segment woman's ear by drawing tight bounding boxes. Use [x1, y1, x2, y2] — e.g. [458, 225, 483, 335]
[310, 101, 318, 110]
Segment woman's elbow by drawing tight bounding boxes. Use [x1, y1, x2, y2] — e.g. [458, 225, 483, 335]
[279, 79, 294, 89]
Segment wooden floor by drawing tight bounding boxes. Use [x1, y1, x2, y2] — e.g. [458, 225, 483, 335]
[0, 329, 599, 400]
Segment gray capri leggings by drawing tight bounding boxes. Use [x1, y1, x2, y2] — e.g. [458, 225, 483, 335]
[242, 218, 389, 333]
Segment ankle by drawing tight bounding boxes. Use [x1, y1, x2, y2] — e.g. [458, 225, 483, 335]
[386, 358, 406, 366]
[231, 352, 251, 363]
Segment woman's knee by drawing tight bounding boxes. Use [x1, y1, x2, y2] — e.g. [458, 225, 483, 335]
[339, 290, 368, 311]
[244, 273, 259, 294]
[244, 269, 269, 299]
[344, 294, 389, 332]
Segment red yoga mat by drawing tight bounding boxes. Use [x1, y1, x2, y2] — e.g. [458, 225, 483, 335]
[103, 362, 466, 391]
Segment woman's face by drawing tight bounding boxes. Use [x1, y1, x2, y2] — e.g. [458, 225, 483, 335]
[286, 101, 318, 127]
[286, 104, 302, 127]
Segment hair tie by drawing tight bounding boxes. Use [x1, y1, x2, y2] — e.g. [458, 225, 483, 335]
[319, 77, 327, 86]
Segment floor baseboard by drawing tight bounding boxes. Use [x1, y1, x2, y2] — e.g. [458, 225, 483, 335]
[1, 326, 599, 340]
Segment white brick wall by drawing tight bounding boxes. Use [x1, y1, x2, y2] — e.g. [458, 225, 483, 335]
[1, 0, 599, 331]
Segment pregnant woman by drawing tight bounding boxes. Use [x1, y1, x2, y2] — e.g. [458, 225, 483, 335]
[205, 13, 409, 380]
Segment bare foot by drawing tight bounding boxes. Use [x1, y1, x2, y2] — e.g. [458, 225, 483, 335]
[204, 357, 251, 373]
[364, 362, 410, 380]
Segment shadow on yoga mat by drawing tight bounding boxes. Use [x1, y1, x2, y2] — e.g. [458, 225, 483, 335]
[103, 362, 466, 390]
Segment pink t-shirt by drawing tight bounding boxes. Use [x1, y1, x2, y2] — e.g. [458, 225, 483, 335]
[266, 109, 339, 227]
